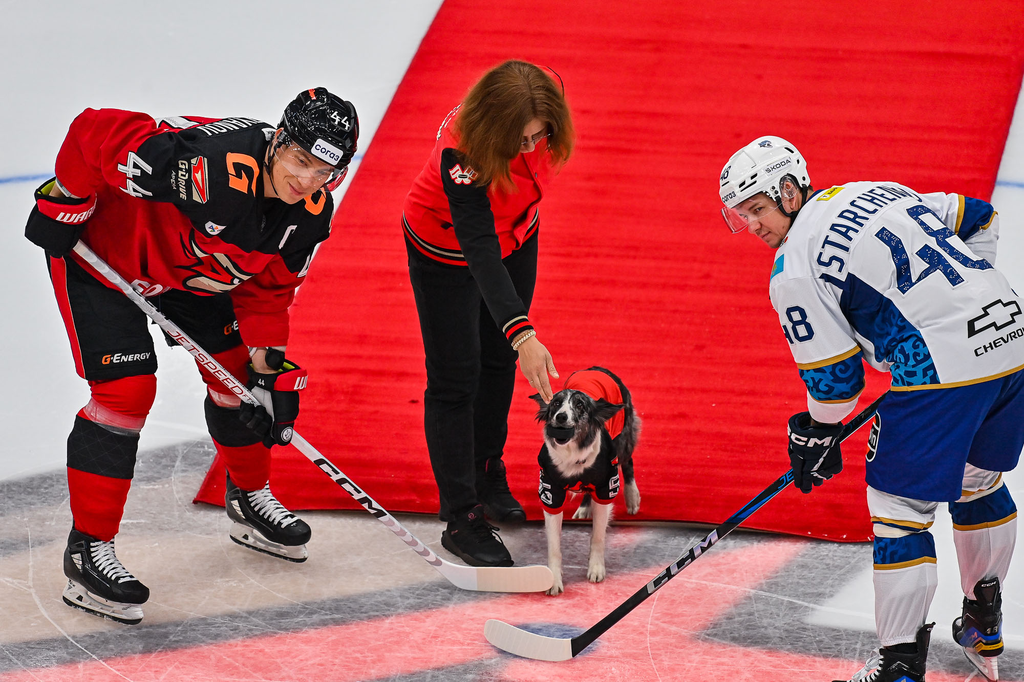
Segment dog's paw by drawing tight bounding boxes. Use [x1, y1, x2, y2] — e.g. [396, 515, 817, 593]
[587, 558, 606, 583]
[572, 504, 592, 520]
[624, 482, 641, 515]
[546, 574, 565, 596]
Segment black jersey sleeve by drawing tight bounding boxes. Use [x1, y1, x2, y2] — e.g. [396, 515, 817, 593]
[440, 148, 532, 342]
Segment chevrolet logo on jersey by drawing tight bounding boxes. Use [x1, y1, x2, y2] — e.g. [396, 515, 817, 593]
[967, 299, 1022, 337]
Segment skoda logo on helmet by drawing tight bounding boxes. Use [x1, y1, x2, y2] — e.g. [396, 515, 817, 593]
[763, 158, 791, 174]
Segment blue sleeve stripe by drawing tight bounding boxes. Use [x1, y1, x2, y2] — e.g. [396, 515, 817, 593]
[798, 351, 865, 402]
[955, 195, 996, 242]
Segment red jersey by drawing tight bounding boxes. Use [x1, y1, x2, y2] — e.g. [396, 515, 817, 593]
[55, 108, 334, 347]
[402, 106, 559, 344]
[564, 370, 626, 439]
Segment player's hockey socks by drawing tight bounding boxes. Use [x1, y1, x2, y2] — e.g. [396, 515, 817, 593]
[62, 528, 149, 625]
[225, 474, 311, 562]
[25, 178, 96, 257]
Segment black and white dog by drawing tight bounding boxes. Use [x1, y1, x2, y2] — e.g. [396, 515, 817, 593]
[530, 366, 640, 595]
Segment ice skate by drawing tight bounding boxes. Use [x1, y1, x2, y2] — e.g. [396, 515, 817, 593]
[833, 623, 932, 682]
[62, 528, 149, 625]
[953, 577, 1002, 681]
[225, 475, 311, 562]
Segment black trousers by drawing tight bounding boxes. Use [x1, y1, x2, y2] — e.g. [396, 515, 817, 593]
[406, 233, 538, 520]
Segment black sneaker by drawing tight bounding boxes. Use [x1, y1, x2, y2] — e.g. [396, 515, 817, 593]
[477, 458, 526, 522]
[441, 504, 513, 567]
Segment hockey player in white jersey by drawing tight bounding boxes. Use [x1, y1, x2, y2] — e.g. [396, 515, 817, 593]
[719, 137, 1022, 682]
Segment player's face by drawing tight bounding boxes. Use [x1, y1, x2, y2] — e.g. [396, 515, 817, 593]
[519, 118, 550, 153]
[731, 193, 791, 248]
[270, 143, 336, 203]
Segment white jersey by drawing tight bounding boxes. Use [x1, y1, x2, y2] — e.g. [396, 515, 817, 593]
[769, 181, 1022, 422]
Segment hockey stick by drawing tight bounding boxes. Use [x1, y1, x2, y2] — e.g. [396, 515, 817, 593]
[71, 241, 553, 594]
[484, 391, 887, 660]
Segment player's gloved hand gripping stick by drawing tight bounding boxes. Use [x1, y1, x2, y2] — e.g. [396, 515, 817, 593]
[484, 390, 887, 661]
[72, 240, 554, 594]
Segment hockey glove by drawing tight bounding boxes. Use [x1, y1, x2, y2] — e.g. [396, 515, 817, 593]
[24, 178, 97, 257]
[787, 412, 844, 494]
[238, 349, 308, 448]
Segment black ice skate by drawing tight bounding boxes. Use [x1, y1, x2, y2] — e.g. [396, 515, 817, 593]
[478, 458, 526, 522]
[62, 528, 150, 625]
[833, 623, 933, 682]
[442, 504, 514, 567]
[953, 577, 1003, 681]
[225, 475, 311, 563]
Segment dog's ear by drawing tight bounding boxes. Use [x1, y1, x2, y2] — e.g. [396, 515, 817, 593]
[529, 393, 549, 422]
[593, 398, 624, 423]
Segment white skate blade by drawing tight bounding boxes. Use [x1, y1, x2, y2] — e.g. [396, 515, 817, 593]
[62, 579, 144, 625]
[963, 647, 999, 681]
[230, 522, 308, 562]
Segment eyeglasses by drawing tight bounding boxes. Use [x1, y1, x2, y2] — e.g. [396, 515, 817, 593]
[276, 144, 348, 190]
[521, 130, 551, 148]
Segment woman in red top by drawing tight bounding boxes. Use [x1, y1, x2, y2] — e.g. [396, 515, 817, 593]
[403, 60, 574, 567]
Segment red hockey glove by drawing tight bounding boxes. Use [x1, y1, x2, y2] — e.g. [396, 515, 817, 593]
[787, 412, 844, 494]
[24, 178, 97, 257]
[238, 349, 308, 448]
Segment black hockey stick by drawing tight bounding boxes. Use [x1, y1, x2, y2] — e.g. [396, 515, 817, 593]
[72, 241, 553, 594]
[484, 391, 887, 660]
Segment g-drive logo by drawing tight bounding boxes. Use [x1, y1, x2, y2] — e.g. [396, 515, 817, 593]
[311, 138, 343, 165]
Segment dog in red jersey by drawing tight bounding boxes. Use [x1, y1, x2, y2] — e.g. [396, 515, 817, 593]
[530, 366, 641, 595]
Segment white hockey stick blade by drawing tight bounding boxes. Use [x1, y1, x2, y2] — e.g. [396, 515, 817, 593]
[484, 619, 573, 661]
[441, 564, 553, 593]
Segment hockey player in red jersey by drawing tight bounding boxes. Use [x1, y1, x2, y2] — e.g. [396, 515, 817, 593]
[25, 88, 358, 624]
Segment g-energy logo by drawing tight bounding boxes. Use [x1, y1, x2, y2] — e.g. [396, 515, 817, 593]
[101, 352, 152, 365]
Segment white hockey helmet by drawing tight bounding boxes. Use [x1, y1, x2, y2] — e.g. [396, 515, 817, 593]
[719, 136, 810, 232]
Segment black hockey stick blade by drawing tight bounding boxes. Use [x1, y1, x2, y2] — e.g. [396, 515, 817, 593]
[485, 391, 887, 660]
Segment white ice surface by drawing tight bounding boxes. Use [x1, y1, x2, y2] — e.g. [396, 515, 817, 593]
[0, 0, 1022, 655]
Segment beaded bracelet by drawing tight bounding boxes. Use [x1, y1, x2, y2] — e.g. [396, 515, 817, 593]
[511, 329, 536, 350]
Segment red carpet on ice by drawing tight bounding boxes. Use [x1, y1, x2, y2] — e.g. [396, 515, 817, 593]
[196, 0, 1024, 541]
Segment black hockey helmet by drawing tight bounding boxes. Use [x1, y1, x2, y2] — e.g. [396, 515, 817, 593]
[279, 87, 359, 171]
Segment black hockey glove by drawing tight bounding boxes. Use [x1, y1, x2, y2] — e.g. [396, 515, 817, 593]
[238, 349, 308, 448]
[787, 412, 844, 494]
[24, 178, 97, 257]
